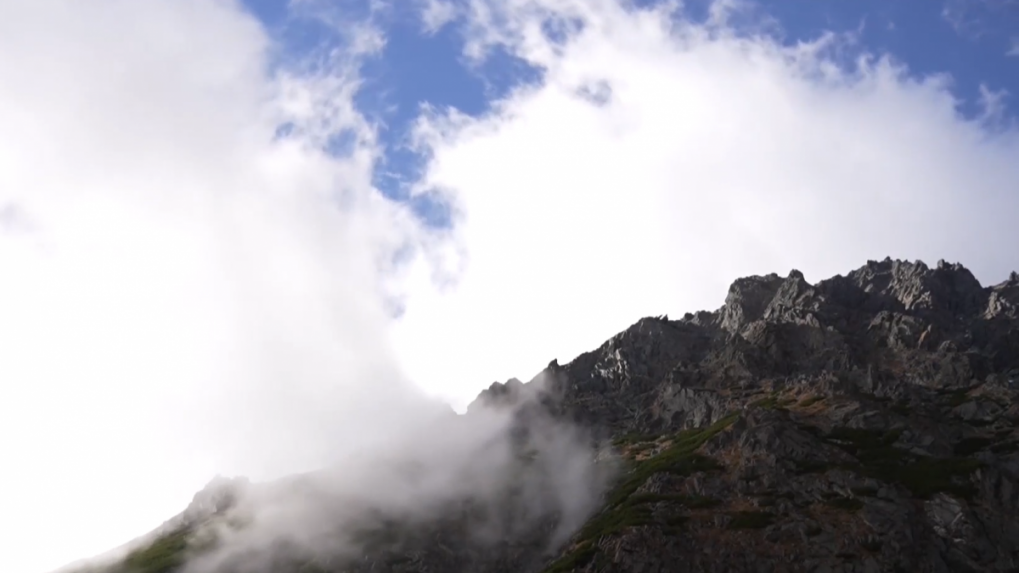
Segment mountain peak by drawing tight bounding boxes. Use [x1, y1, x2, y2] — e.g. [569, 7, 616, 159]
[65, 257, 1019, 573]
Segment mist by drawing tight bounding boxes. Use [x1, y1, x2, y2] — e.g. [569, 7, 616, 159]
[177, 386, 614, 573]
[0, 2, 615, 572]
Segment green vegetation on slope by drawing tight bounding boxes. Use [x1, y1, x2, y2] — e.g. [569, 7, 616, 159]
[543, 413, 739, 573]
[802, 426, 986, 499]
[114, 526, 192, 573]
[726, 511, 774, 530]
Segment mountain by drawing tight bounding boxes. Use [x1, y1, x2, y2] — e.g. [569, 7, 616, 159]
[60, 257, 1019, 573]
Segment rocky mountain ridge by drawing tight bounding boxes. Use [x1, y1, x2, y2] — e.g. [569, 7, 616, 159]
[65, 258, 1019, 572]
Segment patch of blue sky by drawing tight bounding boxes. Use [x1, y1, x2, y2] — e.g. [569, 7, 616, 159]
[354, 12, 485, 204]
[242, 0, 542, 229]
[354, 5, 543, 227]
[240, 0, 289, 29]
[243, 0, 1018, 230]
[637, 0, 1018, 121]
[324, 127, 360, 158]
[243, 0, 343, 70]
[734, 0, 1017, 121]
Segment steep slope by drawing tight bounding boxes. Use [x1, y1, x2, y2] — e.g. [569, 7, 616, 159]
[63, 258, 1019, 573]
[526, 259, 1019, 573]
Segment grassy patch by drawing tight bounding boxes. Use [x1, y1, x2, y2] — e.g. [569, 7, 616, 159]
[798, 395, 825, 408]
[684, 496, 723, 509]
[822, 427, 983, 499]
[727, 511, 774, 530]
[544, 492, 718, 572]
[990, 440, 1019, 454]
[750, 395, 780, 409]
[895, 457, 983, 499]
[543, 541, 596, 573]
[119, 526, 193, 573]
[574, 413, 739, 545]
[612, 432, 662, 447]
[750, 392, 796, 410]
[577, 503, 657, 542]
[861, 538, 883, 553]
[953, 437, 993, 456]
[822, 496, 864, 511]
[851, 486, 879, 497]
[792, 459, 831, 475]
[825, 427, 904, 454]
[890, 402, 912, 416]
[628, 492, 721, 509]
[664, 514, 689, 531]
[942, 389, 971, 407]
[798, 424, 824, 437]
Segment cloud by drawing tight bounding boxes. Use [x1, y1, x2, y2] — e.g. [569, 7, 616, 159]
[178, 396, 611, 573]
[417, 0, 460, 34]
[942, 0, 982, 39]
[1009, 36, 1019, 56]
[391, 0, 1019, 410]
[977, 82, 1011, 126]
[1, 4, 608, 571]
[941, 0, 1019, 42]
[0, 1, 449, 571]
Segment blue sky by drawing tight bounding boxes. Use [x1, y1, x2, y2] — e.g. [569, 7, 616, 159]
[241, 0, 1019, 228]
[754, 0, 1019, 119]
[243, 0, 548, 227]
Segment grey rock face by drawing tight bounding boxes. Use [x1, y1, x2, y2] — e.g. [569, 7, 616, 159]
[466, 258, 1019, 573]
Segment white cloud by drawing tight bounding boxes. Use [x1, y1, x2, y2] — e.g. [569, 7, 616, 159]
[977, 82, 1010, 125]
[178, 400, 608, 573]
[392, 0, 1019, 410]
[0, 1, 439, 571]
[1009, 36, 1019, 56]
[418, 0, 460, 34]
[0, 5, 609, 572]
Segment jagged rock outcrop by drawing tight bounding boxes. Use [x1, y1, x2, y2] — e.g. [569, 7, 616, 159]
[64, 258, 1019, 573]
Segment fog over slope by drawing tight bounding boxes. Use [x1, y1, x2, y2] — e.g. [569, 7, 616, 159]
[0, 2, 463, 570]
[54, 372, 613, 573]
